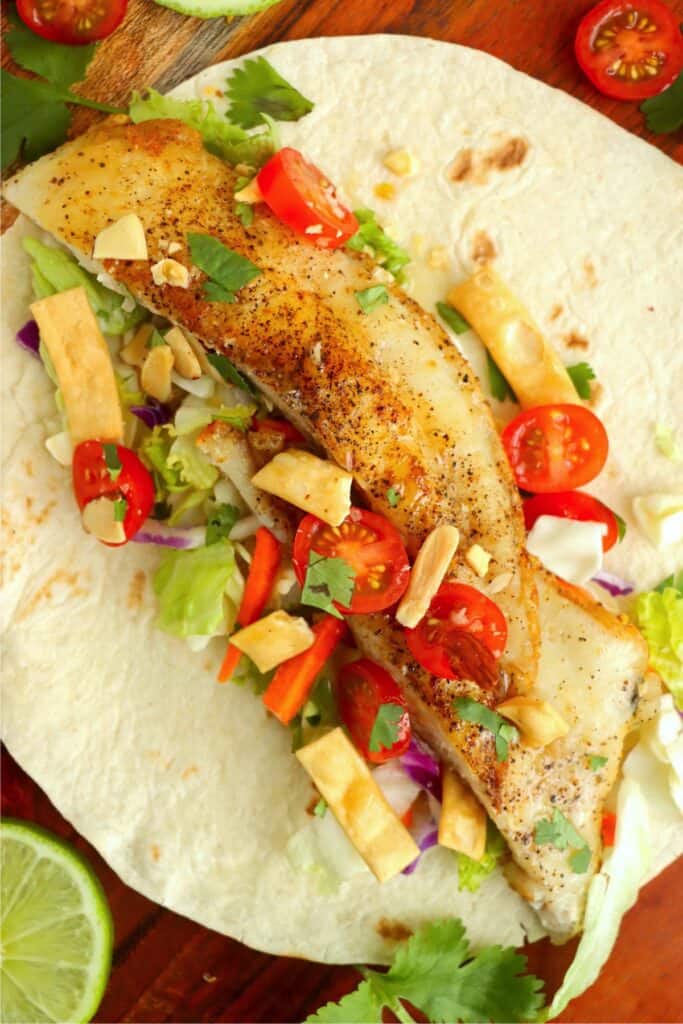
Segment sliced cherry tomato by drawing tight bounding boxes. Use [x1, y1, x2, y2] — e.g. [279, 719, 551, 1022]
[335, 658, 411, 764]
[293, 507, 410, 614]
[601, 811, 617, 847]
[252, 417, 305, 443]
[16, 0, 128, 44]
[575, 0, 683, 101]
[523, 491, 620, 551]
[502, 404, 608, 494]
[72, 441, 154, 545]
[257, 148, 359, 249]
[405, 582, 507, 688]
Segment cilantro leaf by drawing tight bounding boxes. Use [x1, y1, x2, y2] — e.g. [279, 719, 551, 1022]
[313, 798, 327, 818]
[235, 201, 254, 228]
[113, 497, 128, 523]
[369, 702, 404, 753]
[614, 511, 627, 543]
[566, 361, 596, 400]
[588, 754, 608, 772]
[6, 10, 95, 89]
[486, 352, 517, 403]
[436, 301, 470, 335]
[453, 696, 519, 762]
[386, 486, 401, 507]
[346, 208, 410, 282]
[102, 443, 122, 482]
[1, 72, 71, 170]
[308, 918, 545, 1023]
[655, 571, 683, 596]
[206, 503, 240, 546]
[147, 328, 168, 349]
[206, 352, 254, 395]
[355, 285, 389, 314]
[641, 72, 683, 134]
[187, 233, 261, 303]
[301, 554, 355, 619]
[226, 57, 314, 130]
[535, 809, 590, 874]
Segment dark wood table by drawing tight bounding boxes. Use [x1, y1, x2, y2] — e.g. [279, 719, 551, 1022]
[2, 0, 683, 1020]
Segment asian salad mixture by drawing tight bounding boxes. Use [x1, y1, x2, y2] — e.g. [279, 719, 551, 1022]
[13, 52, 683, 1014]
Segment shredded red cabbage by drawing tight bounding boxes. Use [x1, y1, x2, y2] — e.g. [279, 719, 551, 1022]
[403, 826, 439, 875]
[16, 320, 40, 358]
[131, 522, 205, 549]
[130, 399, 172, 428]
[592, 570, 634, 597]
[400, 736, 442, 801]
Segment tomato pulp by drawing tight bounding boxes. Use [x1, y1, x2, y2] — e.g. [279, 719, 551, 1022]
[575, 0, 683, 100]
[405, 582, 507, 689]
[17, 0, 128, 44]
[523, 491, 620, 551]
[72, 441, 154, 544]
[335, 658, 411, 763]
[293, 507, 410, 614]
[502, 404, 609, 493]
[257, 148, 358, 249]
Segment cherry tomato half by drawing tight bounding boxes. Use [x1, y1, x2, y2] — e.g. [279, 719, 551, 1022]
[17, 0, 128, 44]
[72, 441, 154, 545]
[257, 148, 359, 249]
[405, 582, 507, 689]
[502, 404, 608, 494]
[523, 491, 620, 551]
[575, 0, 683, 101]
[293, 507, 411, 614]
[335, 658, 411, 764]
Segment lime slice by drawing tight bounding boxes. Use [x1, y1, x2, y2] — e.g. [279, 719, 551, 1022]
[152, 0, 282, 18]
[0, 819, 113, 1024]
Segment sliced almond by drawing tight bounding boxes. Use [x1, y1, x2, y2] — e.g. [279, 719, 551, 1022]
[93, 214, 148, 261]
[120, 322, 154, 366]
[82, 496, 126, 545]
[164, 326, 202, 380]
[497, 696, 570, 748]
[141, 344, 174, 402]
[396, 524, 460, 628]
[438, 766, 486, 860]
[151, 258, 190, 289]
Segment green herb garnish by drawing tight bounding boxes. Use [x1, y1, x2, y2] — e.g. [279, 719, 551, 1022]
[588, 754, 608, 772]
[147, 329, 168, 349]
[346, 208, 410, 282]
[206, 352, 254, 395]
[386, 486, 401, 508]
[187, 233, 261, 304]
[227, 57, 314, 129]
[206, 503, 240, 545]
[369, 702, 404, 754]
[313, 798, 327, 818]
[487, 352, 516, 402]
[301, 554, 355, 620]
[641, 72, 683, 134]
[436, 301, 470, 335]
[113, 497, 128, 523]
[453, 696, 519, 762]
[355, 285, 389, 314]
[535, 809, 590, 874]
[102, 443, 122, 482]
[566, 361, 596, 400]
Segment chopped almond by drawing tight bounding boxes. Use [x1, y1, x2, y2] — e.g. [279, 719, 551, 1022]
[164, 326, 202, 380]
[396, 524, 460, 628]
[141, 344, 174, 402]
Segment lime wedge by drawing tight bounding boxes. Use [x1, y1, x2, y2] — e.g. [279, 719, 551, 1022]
[0, 819, 113, 1024]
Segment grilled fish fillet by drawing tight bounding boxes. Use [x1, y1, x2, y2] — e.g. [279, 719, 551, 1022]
[4, 119, 650, 937]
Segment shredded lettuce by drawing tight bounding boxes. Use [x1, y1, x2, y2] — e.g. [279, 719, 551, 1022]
[457, 820, 505, 892]
[174, 397, 254, 436]
[23, 237, 144, 335]
[128, 90, 276, 169]
[153, 540, 241, 637]
[635, 585, 683, 707]
[167, 435, 218, 492]
[548, 777, 650, 1019]
[140, 426, 186, 498]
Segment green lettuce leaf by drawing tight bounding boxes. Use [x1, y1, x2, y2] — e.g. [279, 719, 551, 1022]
[128, 90, 275, 169]
[635, 586, 683, 707]
[140, 426, 187, 499]
[153, 540, 240, 637]
[23, 237, 144, 335]
[457, 821, 506, 892]
[548, 777, 650, 1018]
[167, 435, 219, 492]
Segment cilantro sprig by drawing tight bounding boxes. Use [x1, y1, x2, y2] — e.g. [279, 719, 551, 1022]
[369, 702, 404, 753]
[227, 56, 314, 130]
[641, 71, 683, 134]
[566, 361, 596, 400]
[187, 233, 261, 304]
[206, 503, 240, 545]
[355, 285, 389, 314]
[2, 13, 124, 170]
[453, 696, 519, 762]
[306, 918, 545, 1023]
[346, 209, 411, 282]
[535, 809, 591, 875]
[301, 554, 355, 619]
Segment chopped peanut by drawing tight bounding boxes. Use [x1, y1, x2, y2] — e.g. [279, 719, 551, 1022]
[164, 326, 202, 380]
[151, 258, 190, 289]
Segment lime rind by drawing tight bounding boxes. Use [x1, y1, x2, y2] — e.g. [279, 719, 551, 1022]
[1, 819, 113, 1024]
[152, 0, 282, 19]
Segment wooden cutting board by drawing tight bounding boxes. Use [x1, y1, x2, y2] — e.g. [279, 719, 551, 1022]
[2, 0, 682, 1020]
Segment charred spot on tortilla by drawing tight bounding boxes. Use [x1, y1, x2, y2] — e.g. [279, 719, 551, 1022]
[565, 331, 590, 350]
[17, 568, 85, 623]
[375, 918, 413, 942]
[583, 259, 598, 288]
[449, 136, 528, 185]
[487, 137, 529, 172]
[150, 844, 161, 862]
[549, 304, 563, 321]
[449, 148, 474, 182]
[471, 230, 497, 265]
[127, 568, 147, 610]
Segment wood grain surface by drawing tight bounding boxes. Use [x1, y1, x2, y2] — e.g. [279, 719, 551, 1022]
[2, 1, 683, 1021]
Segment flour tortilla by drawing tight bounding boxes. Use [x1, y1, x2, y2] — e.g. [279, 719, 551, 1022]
[1, 35, 682, 965]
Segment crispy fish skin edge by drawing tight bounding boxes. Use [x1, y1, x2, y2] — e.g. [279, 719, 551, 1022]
[3, 118, 650, 938]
